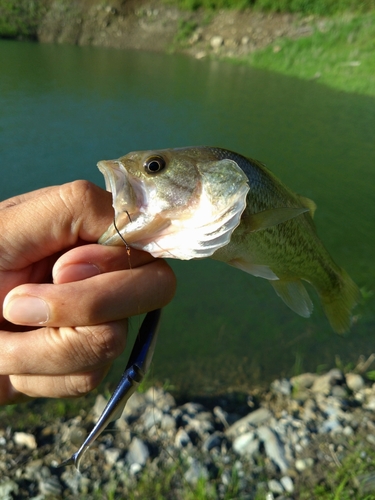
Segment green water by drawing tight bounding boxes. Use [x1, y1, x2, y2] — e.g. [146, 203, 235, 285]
[1, 40, 374, 395]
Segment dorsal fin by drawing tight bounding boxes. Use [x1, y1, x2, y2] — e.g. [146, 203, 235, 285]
[298, 195, 317, 218]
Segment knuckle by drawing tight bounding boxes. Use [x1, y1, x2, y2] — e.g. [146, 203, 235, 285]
[58, 180, 97, 219]
[78, 322, 127, 367]
[60, 179, 97, 203]
[64, 371, 105, 397]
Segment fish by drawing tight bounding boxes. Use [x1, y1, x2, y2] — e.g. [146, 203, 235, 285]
[98, 146, 360, 334]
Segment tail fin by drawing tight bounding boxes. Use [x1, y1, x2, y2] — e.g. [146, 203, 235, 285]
[321, 269, 360, 334]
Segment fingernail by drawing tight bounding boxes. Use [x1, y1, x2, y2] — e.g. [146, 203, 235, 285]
[4, 296, 50, 325]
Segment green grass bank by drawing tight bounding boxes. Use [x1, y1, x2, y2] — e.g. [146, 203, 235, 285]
[238, 11, 375, 96]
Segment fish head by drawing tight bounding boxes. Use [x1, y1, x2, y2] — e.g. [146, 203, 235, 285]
[98, 147, 249, 259]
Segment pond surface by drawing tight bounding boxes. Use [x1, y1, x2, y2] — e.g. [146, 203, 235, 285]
[1, 40, 374, 395]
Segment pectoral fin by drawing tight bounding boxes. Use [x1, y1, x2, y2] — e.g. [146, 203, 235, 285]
[247, 207, 309, 232]
[230, 259, 279, 280]
[270, 279, 313, 318]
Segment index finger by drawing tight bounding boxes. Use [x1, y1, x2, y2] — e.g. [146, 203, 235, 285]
[0, 186, 58, 210]
[0, 181, 114, 271]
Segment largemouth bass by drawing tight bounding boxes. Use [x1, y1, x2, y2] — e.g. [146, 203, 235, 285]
[98, 146, 359, 334]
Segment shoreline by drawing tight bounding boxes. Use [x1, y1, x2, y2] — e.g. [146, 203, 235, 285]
[2, 0, 375, 96]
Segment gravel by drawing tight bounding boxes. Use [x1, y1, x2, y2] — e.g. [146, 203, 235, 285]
[1, 368, 375, 498]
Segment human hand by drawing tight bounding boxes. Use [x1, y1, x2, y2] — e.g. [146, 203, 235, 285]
[0, 181, 176, 404]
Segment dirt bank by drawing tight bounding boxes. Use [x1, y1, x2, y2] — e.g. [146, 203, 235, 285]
[33, 0, 315, 60]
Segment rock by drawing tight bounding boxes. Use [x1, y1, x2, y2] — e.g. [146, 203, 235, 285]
[221, 469, 231, 485]
[210, 36, 223, 49]
[202, 432, 224, 452]
[343, 425, 354, 436]
[291, 372, 318, 390]
[186, 416, 214, 435]
[311, 369, 344, 395]
[184, 458, 209, 485]
[0, 479, 18, 499]
[61, 425, 87, 447]
[258, 426, 289, 473]
[232, 432, 259, 457]
[180, 402, 205, 416]
[161, 413, 176, 431]
[280, 475, 294, 493]
[145, 387, 176, 411]
[92, 394, 108, 419]
[295, 458, 314, 471]
[104, 447, 121, 466]
[23, 459, 44, 480]
[268, 479, 284, 494]
[39, 475, 62, 496]
[271, 378, 292, 396]
[213, 406, 229, 427]
[129, 463, 142, 475]
[363, 395, 375, 410]
[331, 385, 348, 398]
[60, 469, 81, 496]
[175, 428, 191, 448]
[126, 437, 149, 466]
[189, 32, 201, 44]
[13, 432, 37, 449]
[302, 398, 317, 422]
[346, 373, 365, 392]
[195, 51, 206, 59]
[121, 391, 147, 417]
[142, 406, 163, 430]
[226, 408, 272, 437]
[319, 417, 343, 434]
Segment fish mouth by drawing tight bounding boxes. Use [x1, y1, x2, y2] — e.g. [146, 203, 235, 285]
[97, 159, 144, 245]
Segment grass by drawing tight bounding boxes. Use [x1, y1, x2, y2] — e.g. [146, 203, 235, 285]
[170, 0, 375, 14]
[174, 19, 199, 44]
[298, 444, 375, 499]
[0, 0, 46, 38]
[241, 11, 375, 96]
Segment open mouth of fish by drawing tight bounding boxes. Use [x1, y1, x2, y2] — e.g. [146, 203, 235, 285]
[98, 160, 143, 239]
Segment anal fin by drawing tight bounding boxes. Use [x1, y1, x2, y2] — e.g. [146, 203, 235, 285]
[271, 279, 313, 318]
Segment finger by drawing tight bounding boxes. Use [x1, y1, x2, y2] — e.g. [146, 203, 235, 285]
[9, 366, 110, 399]
[0, 320, 127, 376]
[0, 376, 32, 405]
[3, 260, 176, 327]
[0, 186, 58, 210]
[53, 245, 156, 284]
[0, 181, 114, 271]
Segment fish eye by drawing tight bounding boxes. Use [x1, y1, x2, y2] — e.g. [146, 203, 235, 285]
[144, 156, 166, 174]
